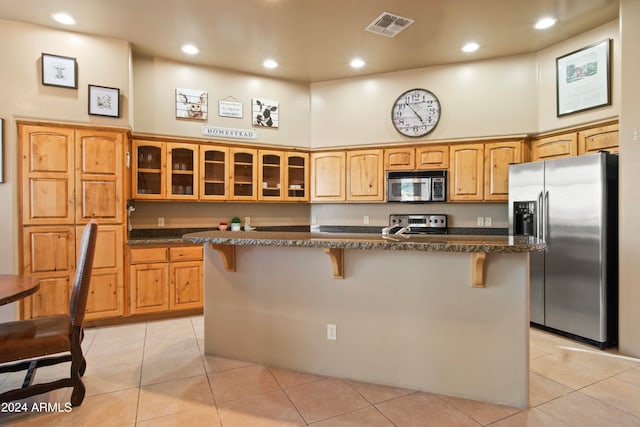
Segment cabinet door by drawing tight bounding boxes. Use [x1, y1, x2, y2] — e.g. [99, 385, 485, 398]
[200, 145, 229, 200]
[132, 140, 166, 199]
[258, 150, 285, 201]
[449, 144, 484, 201]
[22, 226, 75, 318]
[285, 152, 309, 201]
[75, 129, 125, 224]
[167, 143, 199, 200]
[130, 263, 169, 314]
[81, 224, 124, 320]
[170, 261, 203, 310]
[578, 123, 619, 155]
[230, 147, 258, 200]
[347, 149, 384, 201]
[484, 141, 522, 201]
[20, 125, 75, 225]
[531, 133, 577, 161]
[384, 147, 415, 170]
[311, 152, 346, 202]
[416, 145, 449, 170]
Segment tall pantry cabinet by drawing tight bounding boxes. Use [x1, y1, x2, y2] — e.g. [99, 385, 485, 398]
[19, 122, 127, 321]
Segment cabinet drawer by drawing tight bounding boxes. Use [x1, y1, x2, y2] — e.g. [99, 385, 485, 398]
[170, 245, 203, 261]
[129, 247, 168, 264]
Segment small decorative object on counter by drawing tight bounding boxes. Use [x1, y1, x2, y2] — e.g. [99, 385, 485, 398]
[218, 222, 228, 231]
[231, 217, 241, 231]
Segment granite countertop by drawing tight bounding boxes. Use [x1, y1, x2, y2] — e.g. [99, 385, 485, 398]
[182, 230, 545, 253]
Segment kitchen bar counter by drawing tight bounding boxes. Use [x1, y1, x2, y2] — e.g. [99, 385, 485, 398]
[190, 229, 538, 408]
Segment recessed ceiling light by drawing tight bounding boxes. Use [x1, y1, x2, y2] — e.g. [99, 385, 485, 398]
[461, 42, 479, 53]
[181, 44, 199, 55]
[534, 16, 557, 30]
[263, 59, 278, 69]
[350, 58, 365, 68]
[51, 12, 76, 25]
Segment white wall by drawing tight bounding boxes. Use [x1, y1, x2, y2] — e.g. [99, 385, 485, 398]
[619, 0, 640, 357]
[132, 56, 310, 148]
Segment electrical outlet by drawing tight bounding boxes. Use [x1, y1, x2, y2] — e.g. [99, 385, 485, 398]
[311, 216, 317, 225]
[484, 216, 492, 226]
[363, 215, 370, 225]
[327, 324, 337, 340]
[244, 216, 250, 225]
[477, 216, 484, 226]
[158, 217, 165, 227]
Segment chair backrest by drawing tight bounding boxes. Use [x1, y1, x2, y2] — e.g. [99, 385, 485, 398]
[68, 221, 98, 326]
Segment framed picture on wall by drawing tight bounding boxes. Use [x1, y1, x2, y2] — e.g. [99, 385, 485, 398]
[41, 53, 78, 88]
[556, 39, 612, 117]
[252, 98, 278, 128]
[88, 85, 120, 117]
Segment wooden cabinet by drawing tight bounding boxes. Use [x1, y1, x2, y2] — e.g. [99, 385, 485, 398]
[167, 143, 198, 200]
[200, 145, 229, 200]
[19, 122, 127, 321]
[285, 152, 309, 201]
[578, 123, 619, 154]
[384, 145, 449, 171]
[21, 226, 75, 318]
[230, 147, 258, 201]
[531, 133, 577, 161]
[449, 140, 523, 202]
[384, 147, 415, 170]
[449, 144, 484, 201]
[20, 125, 75, 226]
[132, 140, 166, 199]
[416, 145, 449, 170]
[83, 225, 124, 320]
[129, 245, 203, 315]
[484, 141, 522, 201]
[311, 151, 346, 202]
[347, 149, 384, 201]
[258, 150, 285, 201]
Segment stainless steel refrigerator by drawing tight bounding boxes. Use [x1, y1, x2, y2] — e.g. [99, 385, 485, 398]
[508, 152, 618, 348]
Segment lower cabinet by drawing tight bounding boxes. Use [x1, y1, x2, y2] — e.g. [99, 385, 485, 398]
[128, 244, 203, 315]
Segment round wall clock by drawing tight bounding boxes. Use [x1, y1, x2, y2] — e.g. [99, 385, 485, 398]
[391, 88, 441, 138]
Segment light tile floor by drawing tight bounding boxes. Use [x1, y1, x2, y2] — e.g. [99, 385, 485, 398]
[1, 316, 640, 426]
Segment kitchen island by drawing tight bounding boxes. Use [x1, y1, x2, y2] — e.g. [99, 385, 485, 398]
[183, 231, 543, 408]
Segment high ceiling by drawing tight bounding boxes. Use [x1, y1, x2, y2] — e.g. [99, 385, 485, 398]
[0, 0, 619, 82]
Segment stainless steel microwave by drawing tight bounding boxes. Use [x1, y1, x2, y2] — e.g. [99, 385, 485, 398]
[387, 170, 447, 202]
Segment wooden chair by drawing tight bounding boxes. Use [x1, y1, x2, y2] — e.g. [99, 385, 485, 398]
[0, 221, 98, 407]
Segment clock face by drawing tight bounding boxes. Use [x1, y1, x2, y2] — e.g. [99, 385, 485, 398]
[391, 88, 441, 138]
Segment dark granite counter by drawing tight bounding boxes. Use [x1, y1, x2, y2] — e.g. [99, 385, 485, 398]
[182, 230, 544, 253]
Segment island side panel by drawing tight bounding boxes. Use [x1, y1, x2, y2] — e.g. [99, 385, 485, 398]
[203, 244, 529, 408]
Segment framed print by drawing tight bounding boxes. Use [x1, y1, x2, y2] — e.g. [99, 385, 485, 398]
[252, 98, 278, 128]
[556, 39, 611, 117]
[176, 88, 208, 120]
[41, 53, 77, 88]
[88, 85, 120, 117]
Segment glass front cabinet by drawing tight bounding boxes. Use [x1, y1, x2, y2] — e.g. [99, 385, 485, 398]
[200, 145, 229, 200]
[230, 147, 257, 201]
[167, 143, 198, 200]
[132, 140, 166, 199]
[285, 152, 309, 201]
[258, 150, 284, 201]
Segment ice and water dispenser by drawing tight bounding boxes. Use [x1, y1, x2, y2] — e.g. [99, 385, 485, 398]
[513, 201, 537, 237]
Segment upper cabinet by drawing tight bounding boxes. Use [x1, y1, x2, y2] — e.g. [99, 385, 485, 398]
[132, 140, 166, 199]
[258, 150, 284, 201]
[347, 149, 384, 201]
[230, 147, 257, 201]
[311, 151, 346, 202]
[167, 143, 198, 200]
[449, 140, 524, 202]
[284, 152, 309, 201]
[199, 145, 229, 200]
[383, 144, 449, 171]
[578, 123, 619, 155]
[531, 121, 618, 161]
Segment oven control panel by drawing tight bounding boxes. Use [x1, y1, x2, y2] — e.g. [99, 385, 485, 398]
[389, 214, 448, 231]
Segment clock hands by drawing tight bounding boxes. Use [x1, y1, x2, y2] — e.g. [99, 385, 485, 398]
[405, 102, 424, 124]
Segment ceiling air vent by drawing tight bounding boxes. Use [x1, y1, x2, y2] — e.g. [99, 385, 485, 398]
[365, 12, 415, 38]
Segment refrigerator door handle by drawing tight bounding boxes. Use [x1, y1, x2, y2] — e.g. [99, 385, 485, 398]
[538, 191, 544, 241]
[544, 190, 550, 243]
